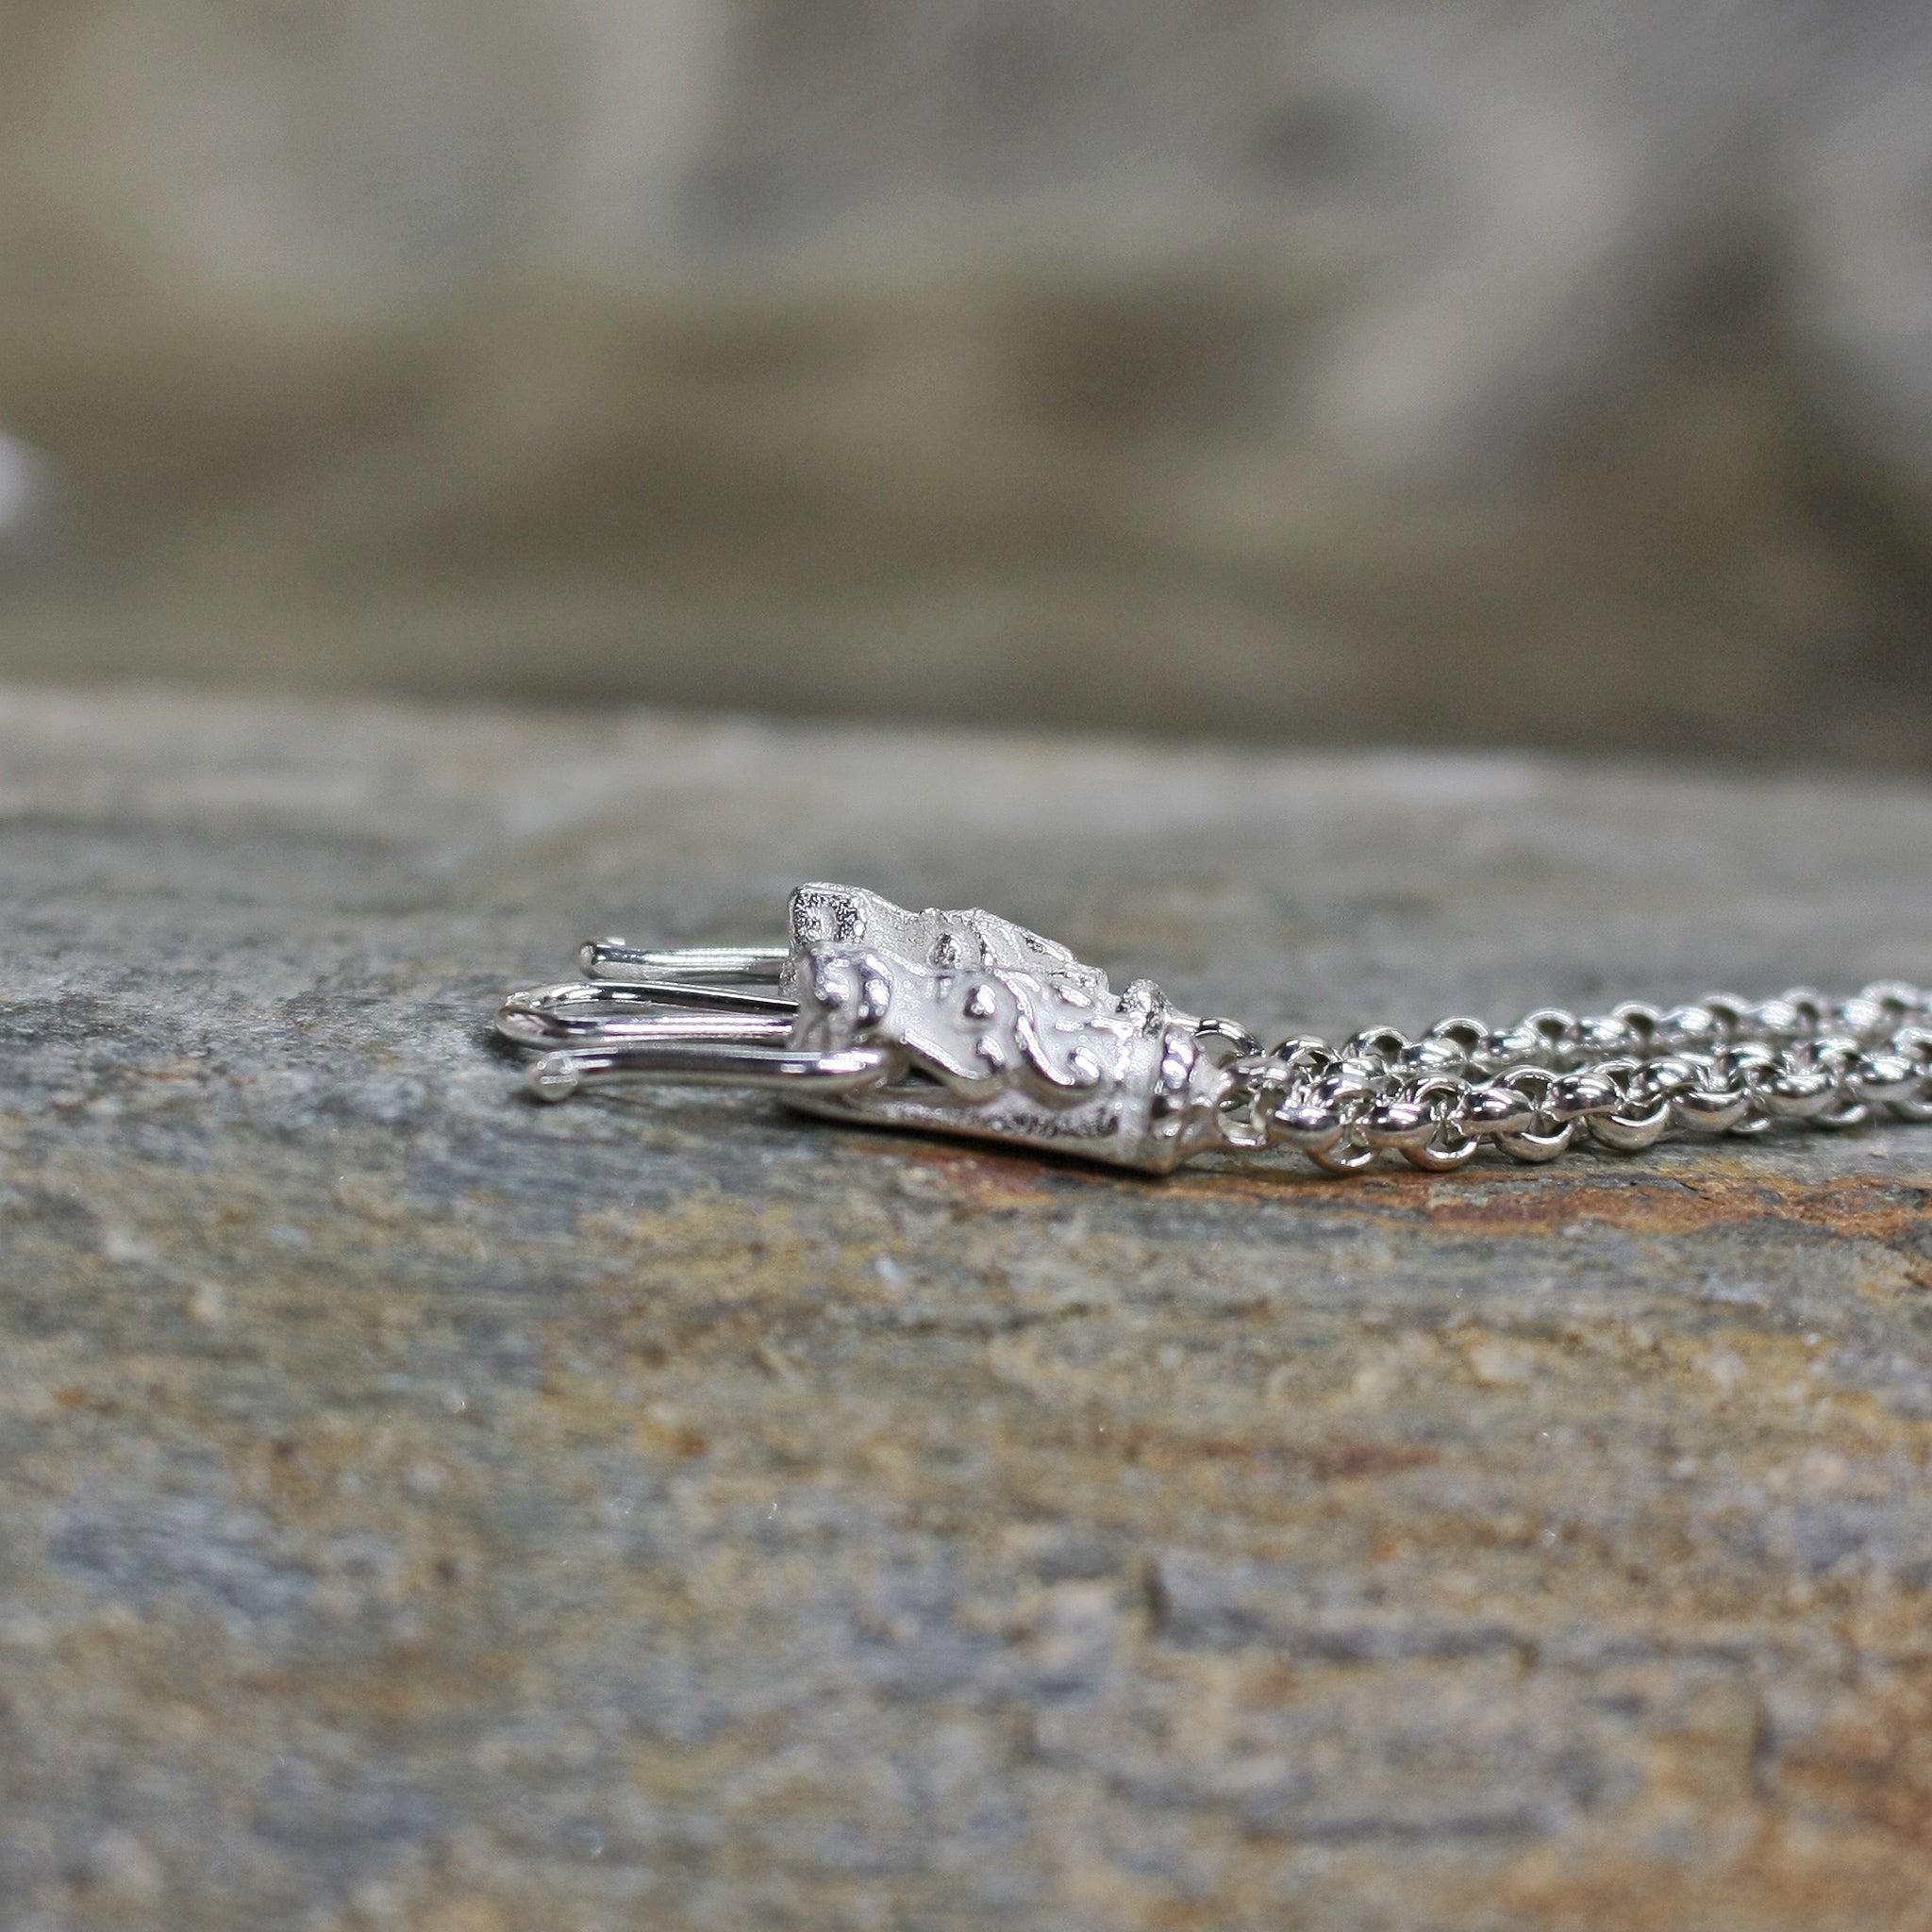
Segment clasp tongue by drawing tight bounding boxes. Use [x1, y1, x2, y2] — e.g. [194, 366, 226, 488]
[496, 944, 897, 1101]
[574, 940, 790, 988]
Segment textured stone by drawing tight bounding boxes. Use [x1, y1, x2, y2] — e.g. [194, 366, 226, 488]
[4, 685, 1932, 1928]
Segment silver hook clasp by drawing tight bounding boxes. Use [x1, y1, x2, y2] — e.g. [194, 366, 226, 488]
[496, 946, 895, 1101]
[496, 885, 1252, 1171]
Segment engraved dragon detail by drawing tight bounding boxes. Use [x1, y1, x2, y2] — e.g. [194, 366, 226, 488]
[779, 884, 1241, 1171]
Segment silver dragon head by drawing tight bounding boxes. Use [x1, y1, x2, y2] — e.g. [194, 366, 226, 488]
[498, 883, 1252, 1171]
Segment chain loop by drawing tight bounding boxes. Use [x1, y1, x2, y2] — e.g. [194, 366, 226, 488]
[1231, 981, 1932, 1174]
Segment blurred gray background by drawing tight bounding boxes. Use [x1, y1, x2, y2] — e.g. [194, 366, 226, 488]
[1, 0, 1928, 763]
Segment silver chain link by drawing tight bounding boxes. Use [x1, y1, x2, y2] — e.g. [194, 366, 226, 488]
[1219, 982, 1932, 1174]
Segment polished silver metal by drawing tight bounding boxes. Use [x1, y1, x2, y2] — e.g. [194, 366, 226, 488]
[500, 884, 1246, 1170]
[496, 885, 1932, 1174]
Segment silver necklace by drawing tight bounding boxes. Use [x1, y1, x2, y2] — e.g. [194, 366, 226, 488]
[497, 883, 1932, 1174]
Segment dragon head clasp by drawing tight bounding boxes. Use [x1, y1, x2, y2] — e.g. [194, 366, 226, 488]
[497, 884, 1254, 1172]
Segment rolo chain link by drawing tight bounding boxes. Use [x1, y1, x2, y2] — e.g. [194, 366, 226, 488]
[1218, 982, 1932, 1174]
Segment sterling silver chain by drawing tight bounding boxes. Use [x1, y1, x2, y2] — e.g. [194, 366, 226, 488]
[499, 886, 1932, 1176]
[1216, 982, 1932, 1174]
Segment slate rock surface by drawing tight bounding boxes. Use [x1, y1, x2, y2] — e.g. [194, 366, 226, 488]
[4, 685, 1932, 1929]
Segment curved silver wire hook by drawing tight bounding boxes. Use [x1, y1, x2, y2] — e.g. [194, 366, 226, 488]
[498, 947, 899, 1101]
